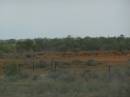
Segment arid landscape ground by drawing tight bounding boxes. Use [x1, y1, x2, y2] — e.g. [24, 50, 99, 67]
[0, 51, 129, 97]
[0, 0, 130, 96]
[0, 37, 130, 97]
[0, 51, 130, 73]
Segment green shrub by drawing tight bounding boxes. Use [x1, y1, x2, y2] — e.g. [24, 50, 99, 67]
[4, 64, 19, 76]
[85, 59, 99, 66]
[71, 60, 83, 65]
[4, 64, 22, 80]
[35, 63, 48, 68]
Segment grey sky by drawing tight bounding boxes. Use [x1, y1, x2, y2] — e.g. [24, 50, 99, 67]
[0, 0, 129, 39]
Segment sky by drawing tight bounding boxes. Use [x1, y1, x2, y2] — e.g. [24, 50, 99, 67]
[0, 0, 130, 39]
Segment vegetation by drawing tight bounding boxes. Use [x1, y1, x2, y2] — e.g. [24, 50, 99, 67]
[0, 35, 130, 97]
[0, 67, 130, 97]
[0, 35, 130, 53]
[4, 64, 28, 80]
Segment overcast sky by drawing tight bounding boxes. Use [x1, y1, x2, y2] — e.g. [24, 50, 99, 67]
[0, 0, 129, 39]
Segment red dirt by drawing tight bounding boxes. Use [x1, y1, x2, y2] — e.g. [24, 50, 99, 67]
[0, 51, 129, 75]
[0, 51, 130, 66]
[37, 51, 130, 64]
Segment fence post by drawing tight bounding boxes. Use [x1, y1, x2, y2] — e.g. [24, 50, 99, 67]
[50, 59, 53, 70]
[54, 61, 57, 72]
[107, 64, 112, 80]
[18, 64, 21, 73]
[32, 53, 35, 72]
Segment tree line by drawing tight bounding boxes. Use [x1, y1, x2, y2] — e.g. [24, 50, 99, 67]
[0, 35, 130, 53]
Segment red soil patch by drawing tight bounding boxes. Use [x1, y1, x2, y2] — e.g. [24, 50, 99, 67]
[37, 51, 130, 64]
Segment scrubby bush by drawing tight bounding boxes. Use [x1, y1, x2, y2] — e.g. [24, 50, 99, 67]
[127, 59, 130, 64]
[71, 60, 83, 65]
[4, 64, 19, 80]
[4, 64, 19, 76]
[85, 59, 99, 66]
[47, 69, 76, 82]
[3, 64, 28, 80]
[80, 70, 99, 81]
[0, 66, 130, 97]
[35, 63, 48, 69]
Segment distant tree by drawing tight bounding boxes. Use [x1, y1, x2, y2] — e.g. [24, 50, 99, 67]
[34, 38, 44, 51]
[0, 35, 130, 53]
[16, 39, 35, 52]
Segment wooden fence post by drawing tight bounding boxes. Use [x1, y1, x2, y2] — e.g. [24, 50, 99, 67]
[54, 61, 57, 72]
[107, 64, 112, 80]
[18, 64, 21, 73]
[50, 59, 53, 70]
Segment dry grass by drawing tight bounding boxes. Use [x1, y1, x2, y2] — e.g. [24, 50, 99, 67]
[0, 51, 130, 97]
[0, 66, 130, 97]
